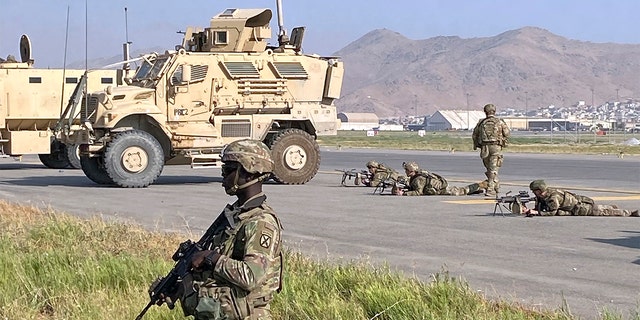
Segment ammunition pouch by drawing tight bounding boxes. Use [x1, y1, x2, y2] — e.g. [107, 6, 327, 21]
[181, 277, 246, 320]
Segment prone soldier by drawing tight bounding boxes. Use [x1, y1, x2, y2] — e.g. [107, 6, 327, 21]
[362, 160, 404, 188]
[393, 161, 488, 196]
[525, 179, 639, 217]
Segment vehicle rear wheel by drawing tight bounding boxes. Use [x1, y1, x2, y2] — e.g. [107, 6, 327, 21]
[38, 140, 71, 169]
[268, 128, 320, 184]
[103, 130, 164, 188]
[66, 144, 81, 169]
[80, 155, 114, 185]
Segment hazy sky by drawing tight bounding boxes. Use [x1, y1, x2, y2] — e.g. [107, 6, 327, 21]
[2, 0, 640, 68]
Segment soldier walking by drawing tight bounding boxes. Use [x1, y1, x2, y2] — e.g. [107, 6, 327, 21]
[472, 103, 510, 197]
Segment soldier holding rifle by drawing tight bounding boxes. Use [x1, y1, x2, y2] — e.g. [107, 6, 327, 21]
[525, 179, 638, 217]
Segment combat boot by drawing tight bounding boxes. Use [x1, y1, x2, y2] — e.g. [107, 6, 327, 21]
[466, 183, 483, 195]
[478, 180, 489, 191]
[631, 210, 639, 217]
[485, 171, 499, 197]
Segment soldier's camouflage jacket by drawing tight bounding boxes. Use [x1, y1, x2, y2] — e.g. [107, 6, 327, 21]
[535, 187, 595, 216]
[368, 166, 402, 187]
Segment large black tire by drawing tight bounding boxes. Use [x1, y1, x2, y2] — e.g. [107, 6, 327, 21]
[66, 144, 81, 169]
[268, 128, 320, 184]
[38, 141, 71, 169]
[80, 155, 115, 185]
[103, 130, 164, 188]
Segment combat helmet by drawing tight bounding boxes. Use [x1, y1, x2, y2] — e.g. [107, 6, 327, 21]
[221, 139, 274, 174]
[366, 160, 379, 168]
[529, 179, 547, 191]
[483, 103, 496, 115]
[403, 161, 419, 172]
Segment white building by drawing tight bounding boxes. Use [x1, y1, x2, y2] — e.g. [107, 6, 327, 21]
[337, 112, 379, 131]
[425, 110, 485, 131]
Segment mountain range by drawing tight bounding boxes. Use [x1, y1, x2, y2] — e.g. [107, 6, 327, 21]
[336, 27, 640, 117]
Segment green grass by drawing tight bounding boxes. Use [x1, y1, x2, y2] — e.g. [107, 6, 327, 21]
[1, 200, 637, 319]
[318, 131, 640, 155]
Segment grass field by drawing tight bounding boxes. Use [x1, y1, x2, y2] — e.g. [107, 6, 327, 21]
[317, 130, 640, 155]
[1, 200, 637, 319]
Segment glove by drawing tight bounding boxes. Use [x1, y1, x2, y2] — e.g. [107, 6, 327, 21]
[191, 250, 221, 270]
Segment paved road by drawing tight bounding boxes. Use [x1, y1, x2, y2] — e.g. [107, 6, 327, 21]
[1, 149, 639, 318]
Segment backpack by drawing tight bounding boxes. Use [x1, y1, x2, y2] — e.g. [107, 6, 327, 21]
[479, 117, 503, 144]
[418, 170, 448, 193]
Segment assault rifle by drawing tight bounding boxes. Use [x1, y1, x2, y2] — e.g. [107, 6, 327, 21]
[136, 213, 226, 319]
[493, 190, 535, 216]
[336, 169, 371, 186]
[135, 240, 202, 319]
[374, 176, 408, 195]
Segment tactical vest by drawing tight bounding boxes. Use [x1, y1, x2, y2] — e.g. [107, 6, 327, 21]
[418, 170, 448, 194]
[478, 117, 503, 144]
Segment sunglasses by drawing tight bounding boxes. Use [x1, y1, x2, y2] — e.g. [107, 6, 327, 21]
[221, 163, 239, 176]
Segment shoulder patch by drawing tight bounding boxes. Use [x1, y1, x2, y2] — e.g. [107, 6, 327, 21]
[260, 233, 272, 249]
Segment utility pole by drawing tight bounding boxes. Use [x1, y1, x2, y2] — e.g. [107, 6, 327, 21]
[616, 88, 619, 102]
[525, 91, 528, 131]
[466, 93, 470, 130]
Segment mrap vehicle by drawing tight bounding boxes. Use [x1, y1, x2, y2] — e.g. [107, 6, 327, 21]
[0, 34, 125, 169]
[58, 0, 344, 188]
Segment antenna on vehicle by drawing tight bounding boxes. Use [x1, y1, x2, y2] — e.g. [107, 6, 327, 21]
[122, 7, 132, 76]
[59, 6, 71, 115]
[275, 0, 289, 46]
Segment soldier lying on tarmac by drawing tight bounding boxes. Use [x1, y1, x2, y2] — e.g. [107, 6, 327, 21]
[393, 161, 488, 196]
[362, 160, 404, 188]
[524, 179, 639, 217]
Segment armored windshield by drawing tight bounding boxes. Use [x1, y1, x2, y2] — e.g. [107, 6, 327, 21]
[132, 56, 170, 87]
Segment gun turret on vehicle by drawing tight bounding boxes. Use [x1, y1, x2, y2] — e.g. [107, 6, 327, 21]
[57, 0, 344, 188]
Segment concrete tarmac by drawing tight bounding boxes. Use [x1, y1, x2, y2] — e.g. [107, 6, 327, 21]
[0, 149, 639, 318]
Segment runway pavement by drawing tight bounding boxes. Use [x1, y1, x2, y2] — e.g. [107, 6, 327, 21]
[1, 149, 639, 318]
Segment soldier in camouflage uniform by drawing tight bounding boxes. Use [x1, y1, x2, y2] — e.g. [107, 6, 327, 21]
[181, 139, 283, 319]
[362, 160, 404, 187]
[394, 161, 487, 196]
[472, 103, 510, 197]
[525, 179, 639, 217]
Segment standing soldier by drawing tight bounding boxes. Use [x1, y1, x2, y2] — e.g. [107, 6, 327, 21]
[180, 139, 283, 319]
[472, 103, 510, 197]
[525, 179, 639, 217]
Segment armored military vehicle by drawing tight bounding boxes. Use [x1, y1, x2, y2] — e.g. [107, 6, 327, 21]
[0, 34, 125, 169]
[57, 0, 344, 187]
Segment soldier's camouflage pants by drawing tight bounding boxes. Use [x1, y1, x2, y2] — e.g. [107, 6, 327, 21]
[442, 183, 483, 196]
[572, 203, 636, 216]
[480, 144, 503, 193]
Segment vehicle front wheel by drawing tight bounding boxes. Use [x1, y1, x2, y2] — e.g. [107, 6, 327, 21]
[268, 128, 320, 184]
[103, 130, 164, 188]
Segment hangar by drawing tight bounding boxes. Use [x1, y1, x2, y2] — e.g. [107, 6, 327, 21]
[337, 112, 379, 130]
